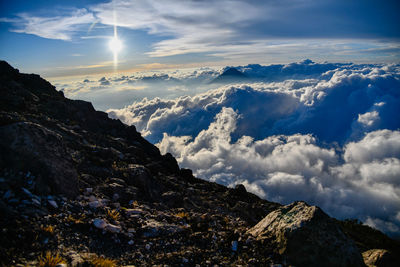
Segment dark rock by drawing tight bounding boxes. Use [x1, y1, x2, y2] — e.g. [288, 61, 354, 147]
[98, 182, 138, 204]
[141, 219, 184, 238]
[179, 168, 195, 182]
[161, 191, 183, 208]
[162, 153, 180, 174]
[123, 165, 162, 200]
[234, 184, 247, 195]
[0, 122, 78, 197]
[108, 177, 127, 186]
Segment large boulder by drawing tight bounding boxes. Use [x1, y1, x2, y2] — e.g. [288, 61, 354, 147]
[247, 201, 364, 267]
[0, 122, 78, 197]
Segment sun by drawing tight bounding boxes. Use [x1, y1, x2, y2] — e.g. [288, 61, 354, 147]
[109, 37, 123, 54]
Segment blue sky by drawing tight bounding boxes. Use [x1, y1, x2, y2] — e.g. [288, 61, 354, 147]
[0, 0, 399, 77]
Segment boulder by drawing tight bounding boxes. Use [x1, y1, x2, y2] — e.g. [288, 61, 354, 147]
[247, 201, 364, 267]
[161, 191, 183, 208]
[141, 219, 183, 238]
[123, 164, 162, 200]
[0, 122, 78, 197]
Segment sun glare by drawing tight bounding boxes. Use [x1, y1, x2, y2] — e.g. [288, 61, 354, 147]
[109, 37, 122, 54]
[109, 35, 123, 71]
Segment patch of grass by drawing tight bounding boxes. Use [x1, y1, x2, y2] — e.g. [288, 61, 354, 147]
[107, 209, 121, 221]
[90, 256, 117, 267]
[38, 251, 65, 267]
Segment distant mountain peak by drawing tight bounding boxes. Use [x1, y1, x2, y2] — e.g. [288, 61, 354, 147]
[212, 67, 247, 83]
[221, 67, 246, 77]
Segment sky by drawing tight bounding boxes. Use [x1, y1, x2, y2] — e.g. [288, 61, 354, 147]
[0, 0, 399, 78]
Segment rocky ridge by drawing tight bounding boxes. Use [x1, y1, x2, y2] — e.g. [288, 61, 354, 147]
[0, 61, 399, 266]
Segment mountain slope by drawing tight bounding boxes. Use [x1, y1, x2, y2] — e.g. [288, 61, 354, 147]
[0, 61, 398, 266]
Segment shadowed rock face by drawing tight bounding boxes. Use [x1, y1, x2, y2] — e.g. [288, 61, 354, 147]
[0, 122, 78, 197]
[248, 201, 365, 267]
[0, 60, 164, 198]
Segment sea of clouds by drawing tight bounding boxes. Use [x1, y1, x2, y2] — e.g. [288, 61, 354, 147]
[107, 60, 400, 236]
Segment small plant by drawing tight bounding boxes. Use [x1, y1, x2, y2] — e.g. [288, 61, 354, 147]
[38, 251, 65, 267]
[41, 225, 54, 234]
[175, 211, 189, 219]
[223, 216, 230, 224]
[90, 256, 117, 267]
[66, 214, 85, 224]
[107, 209, 120, 221]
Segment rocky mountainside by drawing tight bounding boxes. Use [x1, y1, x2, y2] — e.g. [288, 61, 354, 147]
[0, 60, 399, 266]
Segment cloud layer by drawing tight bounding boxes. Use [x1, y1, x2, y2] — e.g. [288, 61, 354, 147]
[108, 62, 400, 143]
[158, 111, 400, 236]
[108, 61, 400, 236]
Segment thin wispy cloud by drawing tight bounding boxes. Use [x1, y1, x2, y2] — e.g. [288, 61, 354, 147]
[92, 0, 400, 58]
[2, 8, 94, 40]
[1, 0, 399, 63]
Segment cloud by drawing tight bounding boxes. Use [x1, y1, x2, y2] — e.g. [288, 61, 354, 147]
[108, 61, 400, 236]
[2, 1, 399, 62]
[357, 111, 379, 126]
[54, 66, 219, 111]
[157, 108, 400, 237]
[98, 77, 110, 86]
[91, 0, 400, 59]
[108, 62, 400, 143]
[2, 8, 94, 40]
[92, 0, 259, 57]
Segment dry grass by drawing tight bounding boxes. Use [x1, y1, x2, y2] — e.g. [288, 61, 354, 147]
[38, 251, 65, 267]
[90, 256, 117, 267]
[107, 209, 121, 221]
[175, 211, 189, 219]
[41, 225, 54, 234]
[66, 214, 86, 224]
[223, 216, 230, 224]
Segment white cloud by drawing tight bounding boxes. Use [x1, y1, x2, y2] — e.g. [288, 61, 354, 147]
[157, 108, 400, 237]
[92, 0, 260, 57]
[343, 130, 400, 163]
[4, 9, 94, 40]
[108, 62, 400, 143]
[108, 61, 400, 236]
[357, 111, 379, 126]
